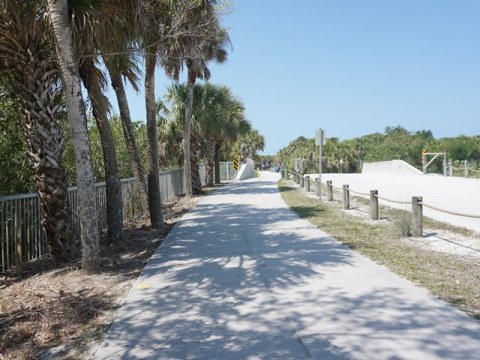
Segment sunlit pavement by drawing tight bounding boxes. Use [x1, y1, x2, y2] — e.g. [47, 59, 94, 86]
[93, 171, 480, 359]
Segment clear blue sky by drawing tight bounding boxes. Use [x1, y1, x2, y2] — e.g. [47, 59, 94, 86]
[109, 0, 480, 155]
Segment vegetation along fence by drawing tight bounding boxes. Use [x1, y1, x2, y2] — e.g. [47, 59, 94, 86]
[0, 164, 217, 273]
[289, 171, 480, 237]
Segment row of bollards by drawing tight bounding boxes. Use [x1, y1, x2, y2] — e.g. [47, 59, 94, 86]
[291, 172, 423, 237]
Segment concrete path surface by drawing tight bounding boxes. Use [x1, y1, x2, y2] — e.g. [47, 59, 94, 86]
[93, 172, 480, 360]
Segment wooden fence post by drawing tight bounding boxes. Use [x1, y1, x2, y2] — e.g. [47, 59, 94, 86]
[412, 196, 423, 237]
[306, 176, 310, 192]
[370, 190, 379, 220]
[343, 185, 350, 210]
[327, 180, 333, 201]
[300, 175, 304, 188]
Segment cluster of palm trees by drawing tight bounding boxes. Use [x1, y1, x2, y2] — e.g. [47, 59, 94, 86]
[159, 82, 252, 189]
[0, 0, 233, 274]
[277, 136, 363, 174]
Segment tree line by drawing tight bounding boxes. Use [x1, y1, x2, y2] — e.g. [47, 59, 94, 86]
[277, 126, 480, 174]
[0, 0, 264, 274]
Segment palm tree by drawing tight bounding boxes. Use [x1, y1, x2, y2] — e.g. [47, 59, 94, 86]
[213, 95, 250, 184]
[86, 0, 150, 221]
[142, 0, 168, 228]
[197, 84, 249, 186]
[105, 54, 149, 217]
[157, 99, 184, 169]
[160, 1, 230, 196]
[67, 1, 125, 243]
[235, 129, 265, 161]
[163, 83, 250, 187]
[47, 0, 99, 274]
[0, 1, 77, 262]
[77, 57, 123, 243]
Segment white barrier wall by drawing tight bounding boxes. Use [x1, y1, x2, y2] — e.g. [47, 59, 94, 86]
[236, 158, 257, 180]
[362, 160, 422, 175]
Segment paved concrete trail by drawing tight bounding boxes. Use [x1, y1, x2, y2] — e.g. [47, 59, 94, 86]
[93, 172, 480, 360]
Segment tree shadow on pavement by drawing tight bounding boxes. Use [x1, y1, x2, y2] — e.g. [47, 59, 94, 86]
[93, 180, 480, 360]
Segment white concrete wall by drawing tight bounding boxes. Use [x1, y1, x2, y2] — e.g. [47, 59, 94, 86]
[362, 160, 422, 175]
[236, 158, 257, 180]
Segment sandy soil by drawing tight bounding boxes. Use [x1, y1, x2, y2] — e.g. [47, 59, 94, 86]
[0, 194, 199, 360]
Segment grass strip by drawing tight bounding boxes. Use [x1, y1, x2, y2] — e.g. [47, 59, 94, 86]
[279, 180, 480, 320]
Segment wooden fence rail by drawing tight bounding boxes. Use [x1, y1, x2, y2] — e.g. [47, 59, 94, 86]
[0, 164, 214, 273]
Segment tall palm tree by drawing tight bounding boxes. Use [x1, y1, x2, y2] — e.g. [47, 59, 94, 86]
[0, 0, 77, 262]
[142, 0, 169, 228]
[47, 0, 99, 274]
[212, 93, 250, 185]
[86, 0, 150, 220]
[162, 83, 250, 186]
[105, 54, 149, 216]
[70, 3, 124, 243]
[77, 58, 123, 243]
[196, 84, 250, 186]
[161, 1, 230, 196]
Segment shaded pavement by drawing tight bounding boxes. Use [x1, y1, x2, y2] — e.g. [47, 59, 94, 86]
[92, 172, 480, 359]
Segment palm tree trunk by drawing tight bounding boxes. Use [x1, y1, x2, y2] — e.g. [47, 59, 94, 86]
[1, 1, 77, 263]
[20, 87, 77, 263]
[214, 141, 221, 184]
[109, 70, 149, 214]
[79, 58, 123, 243]
[183, 77, 194, 197]
[145, 52, 163, 228]
[190, 134, 202, 195]
[47, 0, 99, 274]
[204, 140, 215, 187]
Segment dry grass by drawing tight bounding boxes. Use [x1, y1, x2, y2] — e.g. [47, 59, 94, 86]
[0, 194, 200, 360]
[279, 180, 480, 320]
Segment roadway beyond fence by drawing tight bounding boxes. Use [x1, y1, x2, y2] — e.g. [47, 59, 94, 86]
[92, 171, 480, 359]
[313, 173, 480, 233]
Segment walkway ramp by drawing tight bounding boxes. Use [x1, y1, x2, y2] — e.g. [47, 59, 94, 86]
[93, 172, 480, 359]
[362, 160, 423, 175]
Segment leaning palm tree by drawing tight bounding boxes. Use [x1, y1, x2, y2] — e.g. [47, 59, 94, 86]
[105, 52, 149, 217]
[47, 0, 99, 273]
[0, 0, 77, 262]
[83, 0, 150, 220]
[70, 3, 124, 243]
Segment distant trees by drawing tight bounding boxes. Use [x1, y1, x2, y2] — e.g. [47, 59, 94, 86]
[278, 126, 480, 174]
